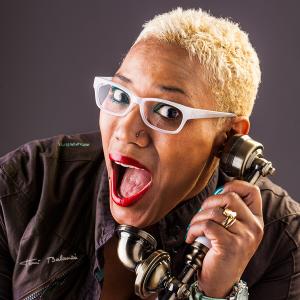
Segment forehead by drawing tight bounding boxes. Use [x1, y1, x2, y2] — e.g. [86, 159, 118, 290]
[124, 40, 192, 78]
[116, 39, 215, 108]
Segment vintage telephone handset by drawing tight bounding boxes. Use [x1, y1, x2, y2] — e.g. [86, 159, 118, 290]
[116, 134, 275, 299]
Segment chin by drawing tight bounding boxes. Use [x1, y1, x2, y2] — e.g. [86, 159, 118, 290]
[110, 199, 159, 229]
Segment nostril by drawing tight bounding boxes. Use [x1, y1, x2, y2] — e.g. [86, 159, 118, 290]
[135, 130, 145, 138]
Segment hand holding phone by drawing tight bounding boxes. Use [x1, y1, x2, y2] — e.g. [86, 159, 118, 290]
[185, 180, 264, 298]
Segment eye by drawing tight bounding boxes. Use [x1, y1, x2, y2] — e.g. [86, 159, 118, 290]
[153, 103, 181, 119]
[110, 87, 130, 104]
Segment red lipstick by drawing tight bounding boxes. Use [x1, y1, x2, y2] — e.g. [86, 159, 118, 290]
[109, 152, 152, 207]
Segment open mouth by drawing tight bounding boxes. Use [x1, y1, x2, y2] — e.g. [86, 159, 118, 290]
[109, 153, 153, 207]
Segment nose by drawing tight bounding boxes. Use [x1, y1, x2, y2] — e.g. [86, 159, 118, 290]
[114, 105, 151, 147]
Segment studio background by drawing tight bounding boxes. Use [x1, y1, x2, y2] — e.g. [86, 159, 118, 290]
[1, 0, 299, 201]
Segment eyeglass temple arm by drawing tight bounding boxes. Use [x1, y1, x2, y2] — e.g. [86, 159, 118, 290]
[188, 110, 236, 119]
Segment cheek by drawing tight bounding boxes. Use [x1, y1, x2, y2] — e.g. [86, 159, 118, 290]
[99, 112, 110, 134]
[99, 112, 115, 145]
[159, 122, 216, 183]
[173, 127, 213, 157]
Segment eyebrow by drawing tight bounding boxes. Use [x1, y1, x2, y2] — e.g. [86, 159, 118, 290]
[114, 73, 131, 83]
[114, 73, 189, 98]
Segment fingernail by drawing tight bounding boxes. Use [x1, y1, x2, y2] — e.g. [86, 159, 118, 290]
[186, 206, 202, 232]
[186, 223, 190, 231]
[184, 227, 190, 240]
[214, 186, 224, 195]
[185, 206, 203, 240]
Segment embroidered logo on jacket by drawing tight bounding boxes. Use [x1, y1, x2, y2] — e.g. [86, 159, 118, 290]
[58, 142, 90, 147]
[18, 253, 79, 266]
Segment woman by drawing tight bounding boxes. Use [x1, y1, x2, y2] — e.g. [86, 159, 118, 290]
[0, 7, 299, 300]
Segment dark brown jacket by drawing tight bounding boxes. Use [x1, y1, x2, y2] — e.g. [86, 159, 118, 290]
[0, 132, 299, 300]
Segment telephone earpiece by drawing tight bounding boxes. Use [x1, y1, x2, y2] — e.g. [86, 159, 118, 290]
[117, 134, 275, 299]
[219, 134, 275, 184]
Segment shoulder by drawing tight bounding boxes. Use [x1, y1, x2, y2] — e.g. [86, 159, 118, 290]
[257, 176, 299, 237]
[0, 130, 103, 166]
[244, 177, 300, 293]
[256, 176, 300, 254]
[0, 131, 105, 258]
[0, 131, 104, 197]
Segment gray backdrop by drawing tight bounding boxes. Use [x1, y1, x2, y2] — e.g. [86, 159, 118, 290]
[1, 1, 299, 201]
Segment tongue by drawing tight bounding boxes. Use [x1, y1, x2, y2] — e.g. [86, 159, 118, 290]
[119, 168, 152, 198]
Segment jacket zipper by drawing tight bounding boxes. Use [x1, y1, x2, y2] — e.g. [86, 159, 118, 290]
[22, 256, 85, 300]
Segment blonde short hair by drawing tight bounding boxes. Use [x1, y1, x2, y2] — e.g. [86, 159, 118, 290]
[135, 7, 261, 117]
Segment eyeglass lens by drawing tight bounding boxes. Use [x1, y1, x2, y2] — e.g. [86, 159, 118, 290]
[97, 83, 183, 131]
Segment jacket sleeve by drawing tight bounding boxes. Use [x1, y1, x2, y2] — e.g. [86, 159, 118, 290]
[248, 215, 300, 300]
[0, 169, 14, 299]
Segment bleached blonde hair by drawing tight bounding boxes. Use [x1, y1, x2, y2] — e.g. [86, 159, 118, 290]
[134, 7, 261, 117]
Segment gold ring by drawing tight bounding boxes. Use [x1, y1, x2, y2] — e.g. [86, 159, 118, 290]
[221, 208, 237, 229]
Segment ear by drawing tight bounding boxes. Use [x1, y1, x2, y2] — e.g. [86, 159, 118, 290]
[212, 116, 250, 157]
[230, 116, 250, 135]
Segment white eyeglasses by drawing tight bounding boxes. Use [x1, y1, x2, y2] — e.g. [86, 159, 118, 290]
[93, 77, 235, 134]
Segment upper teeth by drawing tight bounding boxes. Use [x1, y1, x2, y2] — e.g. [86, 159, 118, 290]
[115, 161, 142, 170]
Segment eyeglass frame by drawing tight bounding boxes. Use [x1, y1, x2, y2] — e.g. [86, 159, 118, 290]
[93, 76, 236, 134]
